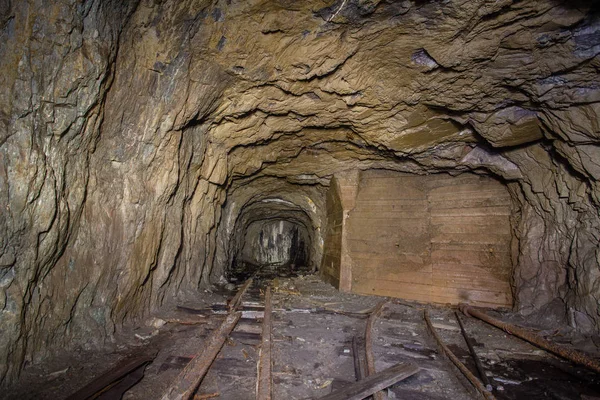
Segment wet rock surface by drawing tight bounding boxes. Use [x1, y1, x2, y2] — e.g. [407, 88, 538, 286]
[0, 0, 599, 387]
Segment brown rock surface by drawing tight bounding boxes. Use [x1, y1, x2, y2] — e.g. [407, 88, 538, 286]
[0, 0, 599, 386]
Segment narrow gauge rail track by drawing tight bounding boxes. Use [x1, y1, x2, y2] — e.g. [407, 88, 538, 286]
[161, 278, 270, 400]
[160, 279, 418, 400]
[424, 304, 600, 400]
[62, 278, 600, 400]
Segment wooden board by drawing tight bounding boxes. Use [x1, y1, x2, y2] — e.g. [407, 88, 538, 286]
[346, 171, 513, 308]
[316, 362, 419, 400]
[321, 177, 344, 289]
[161, 312, 242, 400]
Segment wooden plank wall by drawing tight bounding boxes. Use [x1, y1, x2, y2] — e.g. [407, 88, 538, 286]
[347, 170, 513, 308]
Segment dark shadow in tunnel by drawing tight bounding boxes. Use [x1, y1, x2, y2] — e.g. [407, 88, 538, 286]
[227, 198, 316, 284]
[230, 218, 311, 282]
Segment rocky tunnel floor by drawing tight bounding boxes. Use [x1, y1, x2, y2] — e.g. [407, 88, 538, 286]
[5, 275, 600, 400]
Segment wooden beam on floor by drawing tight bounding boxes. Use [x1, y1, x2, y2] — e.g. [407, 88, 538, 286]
[65, 353, 156, 400]
[316, 362, 419, 400]
[257, 286, 272, 400]
[96, 362, 148, 400]
[161, 311, 242, 400]
[176, 305, 210, 315]
[365, 299, 388, 400]
[229, 278, 253, 311]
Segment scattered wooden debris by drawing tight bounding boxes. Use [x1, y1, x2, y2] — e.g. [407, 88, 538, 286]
[314, 307, 370, 319]
[164, 317, 209, 326]
[159, 356, 194, 373]
[193, 392, 220, 399]
[215, 303, 266, 312]
[391, 298, 417, 308]
[235, 322, 262, 334]
[303, 298, 374, 318]
[240, 317, 263, 325]
[316, 362, 419, 400]
[230, 331, 262, 345]
[431, 322, 460, 332]
[272, 287, 301, 296]
[65, 353, 156, 400]
[241, 310, 265, 319]
[178, 302, 369, 320]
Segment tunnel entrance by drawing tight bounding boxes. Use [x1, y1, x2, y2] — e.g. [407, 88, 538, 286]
[224, 191, 322, 284]
[230, 219, 311, 282]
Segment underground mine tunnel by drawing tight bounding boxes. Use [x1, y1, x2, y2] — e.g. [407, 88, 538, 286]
[227, 198, 314, 282]
[2, 0, 600, 399]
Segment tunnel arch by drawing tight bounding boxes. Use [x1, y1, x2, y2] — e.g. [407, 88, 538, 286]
[228, 199, 315, 281]
[212, 176, 327, 283]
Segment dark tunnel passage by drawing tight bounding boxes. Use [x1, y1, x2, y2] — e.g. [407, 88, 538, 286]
[230, 219, 311, 282]
[4, 0, 600, 397]
[226, 197, 318, 283]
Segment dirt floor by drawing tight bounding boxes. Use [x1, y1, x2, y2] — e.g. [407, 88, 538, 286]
[5, 274, 600, 400]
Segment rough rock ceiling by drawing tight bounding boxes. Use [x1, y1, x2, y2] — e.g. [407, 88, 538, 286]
[0, 0, 599, 386]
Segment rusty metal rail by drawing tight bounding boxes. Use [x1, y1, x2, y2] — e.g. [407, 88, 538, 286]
[459, 303, 600, 375]
[425, 309, 497, 400]
[456, 311, 493, 391]
[162, 278, 255, 400]
[229, 278, 253, 311]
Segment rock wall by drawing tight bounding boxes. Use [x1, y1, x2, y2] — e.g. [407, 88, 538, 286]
[0, 0, 141, 383]
[0, 0, 599, 385]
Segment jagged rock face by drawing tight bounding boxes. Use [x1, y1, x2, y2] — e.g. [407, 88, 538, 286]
[0, 0, 599, 385]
